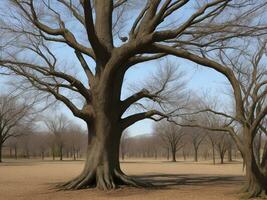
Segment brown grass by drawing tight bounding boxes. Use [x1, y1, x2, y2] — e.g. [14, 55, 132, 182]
[0, 159, 245, 200]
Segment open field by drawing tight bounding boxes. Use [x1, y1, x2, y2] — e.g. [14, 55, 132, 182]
[0, 159, 247, 200]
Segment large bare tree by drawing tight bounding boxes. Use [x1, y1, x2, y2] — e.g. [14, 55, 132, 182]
[0, 0, 266, 194]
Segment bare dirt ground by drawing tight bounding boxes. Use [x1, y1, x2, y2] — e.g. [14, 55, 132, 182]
[0, 159, 246, 200]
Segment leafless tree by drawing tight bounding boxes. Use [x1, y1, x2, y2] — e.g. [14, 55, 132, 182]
[206, 131, 217, 165]
[0, 0, 266, 193]
[155, 121, 184, 162]
[175, 40, 267, 197]
[214, 132, 228, 164]
[65, 123, 86, 161]
[120, 130, 129, 161]
[45, 114, 69, 161]
[183, 127, 206, 162]
[0, 94, 34, 162]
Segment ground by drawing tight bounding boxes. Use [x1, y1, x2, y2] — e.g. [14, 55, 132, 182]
[0, 159, 247, 200]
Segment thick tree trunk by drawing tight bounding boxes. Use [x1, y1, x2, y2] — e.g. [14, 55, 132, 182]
[61, 108, 148, 190]
[242, 150, 267, 198]
[241, 131, 267, 198]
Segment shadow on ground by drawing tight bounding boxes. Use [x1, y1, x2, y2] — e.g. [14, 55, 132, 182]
[133, 174, 244, 188]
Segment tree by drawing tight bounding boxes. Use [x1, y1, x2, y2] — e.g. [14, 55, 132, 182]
[214, 132, 227, 164]
[175, 41, 267, 197]
[0, 94, 34, 162]
[0, 0, 266, 192]
[184, 127, 206, 162]
[155, 121, 184, 162]
[120, 130, 129, 161]
[45, 114, 69, 161]
[207, 131, 217, 165]
[65, 123, 86, 161]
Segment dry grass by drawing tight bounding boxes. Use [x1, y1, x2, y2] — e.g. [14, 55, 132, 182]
[0, 159, 245, 200]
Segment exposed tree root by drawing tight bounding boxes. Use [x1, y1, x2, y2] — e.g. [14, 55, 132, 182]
[57, 167, 152, 191]
[238, 183, 267, 199]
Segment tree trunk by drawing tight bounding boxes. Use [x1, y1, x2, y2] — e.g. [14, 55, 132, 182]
[220, 152, 224, 164]
[228, 148, 232, 162]
[241, 132, 267, 198]
[73, 148, 76, 161]
[182, 150, 186, 161]
[243, 149, 267, 198]
[167, 148, 169, 160]
[212, 144, 215, 165]
[60, 145, 63, 161]
[194, 148, 198, 162]
[171, 149, 176, 162]
[52, 148, 55, 161]
[61, 109, 148, 190]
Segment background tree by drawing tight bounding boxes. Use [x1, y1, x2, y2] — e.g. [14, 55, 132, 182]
[120, 130, 129, 161]
[186, 127, 206, 162]
[214, 132, 227, 164]
[155, 121, 184, 162]
[45, 114, 69, 161]
[0, 94, 34, 162]
[65, 124, 85, 161]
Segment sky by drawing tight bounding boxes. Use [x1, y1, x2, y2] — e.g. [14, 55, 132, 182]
[0, 1, 231, 137]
